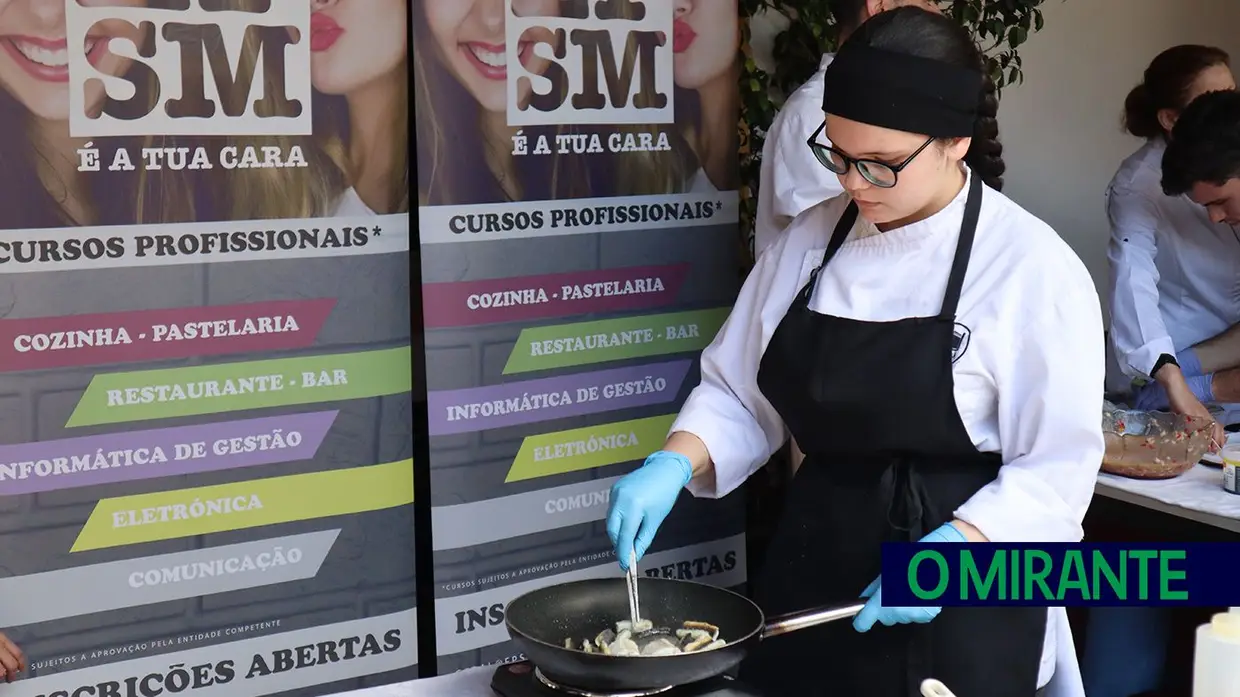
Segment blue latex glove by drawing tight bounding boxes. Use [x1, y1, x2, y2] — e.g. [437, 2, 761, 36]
[1133, 373, 1214, 410]
[606, 451, 692, 570]
[853, 522, 967, 633]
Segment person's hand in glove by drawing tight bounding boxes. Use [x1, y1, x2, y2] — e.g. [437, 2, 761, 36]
[606, 451, 692, 569]
[852, 522, 967, 632]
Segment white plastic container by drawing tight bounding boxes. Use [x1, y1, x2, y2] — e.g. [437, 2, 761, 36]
[1193, 612, 1240, 696]
[1221, 445, 1240, 494]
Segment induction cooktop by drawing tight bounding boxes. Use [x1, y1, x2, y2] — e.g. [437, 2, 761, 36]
[490, 662, 765, 697]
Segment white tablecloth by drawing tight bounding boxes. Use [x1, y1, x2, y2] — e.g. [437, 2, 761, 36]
[330, 667, 495, 697]
[1095, 464, 1240, 533]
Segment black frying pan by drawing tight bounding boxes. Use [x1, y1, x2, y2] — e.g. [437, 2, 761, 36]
[504, 576, 863, 693]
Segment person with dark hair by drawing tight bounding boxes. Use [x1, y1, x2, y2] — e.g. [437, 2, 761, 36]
[605, 7, 1101, 697]
[752, 0, 938, 259]
[1152, 90, 1240, 404]
[1092, 46, 1236, 697]
[1107, 45, 1234, 437]
[1162, 88, 1240, 212]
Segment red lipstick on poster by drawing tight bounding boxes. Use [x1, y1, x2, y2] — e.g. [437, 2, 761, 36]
[310, 12, 344, 52]
[673, 19, 696, 53]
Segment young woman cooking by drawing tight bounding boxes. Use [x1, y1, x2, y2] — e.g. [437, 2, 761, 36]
[604, 7, 1104, 697]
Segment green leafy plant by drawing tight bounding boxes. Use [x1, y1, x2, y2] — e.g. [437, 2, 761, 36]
[736, 0, 1053, 266]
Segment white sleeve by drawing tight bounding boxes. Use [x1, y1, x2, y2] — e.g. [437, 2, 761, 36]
[772, 108, 842, 224]
[752, 113, 789, 260]
[671, 233, 792, 499]
[1105, 186, 1175, 378]
[953, 262, 1106, 543]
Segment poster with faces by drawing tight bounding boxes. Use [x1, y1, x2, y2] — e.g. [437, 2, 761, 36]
[413, 0, 749, 673]
[0, 1, 417, 695]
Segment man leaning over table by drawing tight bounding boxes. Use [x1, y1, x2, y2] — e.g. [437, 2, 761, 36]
[1086, 87, 1240, 697]
[1156, 88, 1240, 425]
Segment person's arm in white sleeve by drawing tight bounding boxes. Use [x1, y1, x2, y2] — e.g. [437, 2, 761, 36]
[772, 108, 843, 226]
[668, 232, 793, 500]
[953, 262, 1106, 543]
[1105, 185, 1175, 379]
[752, 113, 788, 260]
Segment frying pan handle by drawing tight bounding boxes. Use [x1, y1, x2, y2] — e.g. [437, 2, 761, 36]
[760, 601, 866, 639]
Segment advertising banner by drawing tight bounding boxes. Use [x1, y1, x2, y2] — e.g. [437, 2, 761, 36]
[414, 0, 747, 672]
[0, 2, 415, 696]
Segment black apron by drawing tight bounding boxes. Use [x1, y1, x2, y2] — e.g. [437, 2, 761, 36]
[738, 174, 1048, 697]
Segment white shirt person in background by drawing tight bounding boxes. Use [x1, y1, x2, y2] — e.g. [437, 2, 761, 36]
[1093, 61, 1240, 697]
[1105, 45, 1235, 441]
[1093, 46, 1235, 697]
[752, 0, 939, 259]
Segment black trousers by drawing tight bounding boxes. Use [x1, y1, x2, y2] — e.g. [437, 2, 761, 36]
[1081, 496, 1227, 696]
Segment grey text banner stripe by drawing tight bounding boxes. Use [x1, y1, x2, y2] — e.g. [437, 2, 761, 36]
[0, 530, 339, 627]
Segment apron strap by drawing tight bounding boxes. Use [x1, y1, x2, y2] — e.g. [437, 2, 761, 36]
[797, 201, 859, 303]
[937, 171, 984, 321]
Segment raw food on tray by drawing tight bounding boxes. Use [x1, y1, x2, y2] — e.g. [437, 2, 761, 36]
[1101, 400, 1214, 478]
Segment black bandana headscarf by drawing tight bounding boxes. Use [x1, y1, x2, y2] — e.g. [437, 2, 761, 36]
[822, 41, 982, 138]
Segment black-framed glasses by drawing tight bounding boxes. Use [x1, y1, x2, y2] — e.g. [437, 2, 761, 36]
[806, 122, 934, 188]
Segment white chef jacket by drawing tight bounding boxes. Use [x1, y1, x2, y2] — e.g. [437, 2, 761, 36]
[1106, 138, 1240, 386]
[672, 171, 1105, 692]
[753, 53, 844, 259]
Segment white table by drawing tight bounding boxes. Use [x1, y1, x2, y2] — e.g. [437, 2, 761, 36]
[328, 667, 495, 697]
[1094, 463, 1240, 534]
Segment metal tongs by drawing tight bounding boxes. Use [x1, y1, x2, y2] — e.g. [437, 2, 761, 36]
[625, 547, 642, 628]
[624, 547, 669, 640]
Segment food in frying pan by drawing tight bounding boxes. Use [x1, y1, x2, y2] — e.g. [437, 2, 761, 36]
[563, 620, 726, 656]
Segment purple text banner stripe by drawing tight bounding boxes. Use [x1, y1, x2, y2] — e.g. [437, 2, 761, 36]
[426, 361, 691, 436]
[0, 411, 336, 496]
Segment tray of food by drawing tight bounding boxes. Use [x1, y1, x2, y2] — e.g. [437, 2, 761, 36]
[1102, 401, 1215, 479]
